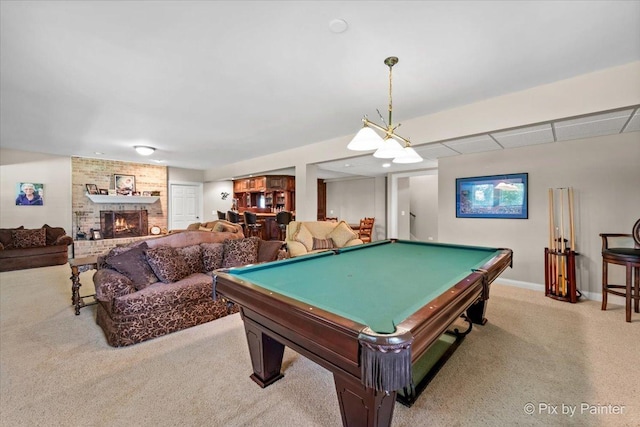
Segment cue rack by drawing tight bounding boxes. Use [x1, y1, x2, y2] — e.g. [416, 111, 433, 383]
[545, 187, 580, 303]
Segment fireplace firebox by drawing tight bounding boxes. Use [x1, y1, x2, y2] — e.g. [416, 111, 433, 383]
[100, 210, 148, 239]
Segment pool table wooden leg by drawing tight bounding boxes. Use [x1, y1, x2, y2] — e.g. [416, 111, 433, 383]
[466, 299, 488, 325]
[243, 317, 285, 388]
[333, 371, 396, 427]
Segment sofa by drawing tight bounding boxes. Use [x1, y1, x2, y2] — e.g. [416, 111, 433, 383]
[93, 231, 285, 347]
[285, 220, 363, 258]
[0, 225, 73, 272]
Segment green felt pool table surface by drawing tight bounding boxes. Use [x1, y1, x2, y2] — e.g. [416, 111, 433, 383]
[225, 239, 503, 334]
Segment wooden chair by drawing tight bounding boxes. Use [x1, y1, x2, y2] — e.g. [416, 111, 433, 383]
[217, 210, 226, 220]
[600, 218, 640, 322]
[358, 217, 375, 243]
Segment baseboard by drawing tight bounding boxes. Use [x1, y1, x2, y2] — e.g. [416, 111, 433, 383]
[495, 279, 627, 306]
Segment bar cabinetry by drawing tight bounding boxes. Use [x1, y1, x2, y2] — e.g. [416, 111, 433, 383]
[234, 175, 295, 212]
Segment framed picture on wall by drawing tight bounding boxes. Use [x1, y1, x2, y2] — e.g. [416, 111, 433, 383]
[86, 184, 98, 195]
[114, 174, 135, 196]
[15, 182, 44, 206]
[455, 173, 528, 219]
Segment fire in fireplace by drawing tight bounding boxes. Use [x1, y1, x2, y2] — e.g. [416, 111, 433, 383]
[100, 210, 148, 239]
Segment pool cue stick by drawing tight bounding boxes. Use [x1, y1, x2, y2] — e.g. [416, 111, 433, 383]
[568, 187, 575, 251]
[568, 187, 575, 299]
[559, 189, 566, 296]
[547, 188, 556, 294]
[549, 189, 557, 294]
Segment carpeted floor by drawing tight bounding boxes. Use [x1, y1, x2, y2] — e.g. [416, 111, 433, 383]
[0, 264, 638, 427]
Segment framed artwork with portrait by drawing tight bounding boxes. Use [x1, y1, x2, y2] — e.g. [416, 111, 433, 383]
[114, 174, 135, 196]
[16, 182, 44, 206]
[86, 184, 98, 195]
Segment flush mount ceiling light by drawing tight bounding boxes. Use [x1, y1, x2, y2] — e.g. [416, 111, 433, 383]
[134, 146, 155, 156]
[347, 57, 423, 164]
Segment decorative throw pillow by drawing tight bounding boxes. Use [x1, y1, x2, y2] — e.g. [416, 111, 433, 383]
[327, 221, 358, 247]
[212, 222, 226, 232]
[42, 224, 66, 246]
[146, 246, 190, 283]
[258, 240, 283, 262]
[293, 223, 314, 251]
[312, 237, 335, 250]
[0, 226, 23, 248]
[177, 245, 204, 275]
[202, 242, 225, 271]
[186, 223, 202, 231]
[199, 226, 213, 231]
[105, 242, 159, 290]
[222, 237, 259, 268]
[11, 228, 46, 248]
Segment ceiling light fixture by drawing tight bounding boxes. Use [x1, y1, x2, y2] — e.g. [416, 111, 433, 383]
[347, 57, 423, 164]
[134, 146, 155, 156]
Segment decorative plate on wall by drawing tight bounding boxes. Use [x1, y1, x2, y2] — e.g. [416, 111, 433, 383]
[150, 226, 161, 235]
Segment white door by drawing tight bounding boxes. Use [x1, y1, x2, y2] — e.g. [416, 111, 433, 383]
[170, 184, 201, 231]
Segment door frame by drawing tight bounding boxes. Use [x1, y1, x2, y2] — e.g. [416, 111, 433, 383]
[168, 181, 204, 231]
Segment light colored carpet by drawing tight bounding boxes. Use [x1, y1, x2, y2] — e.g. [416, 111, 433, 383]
[0, 264, 638, 427]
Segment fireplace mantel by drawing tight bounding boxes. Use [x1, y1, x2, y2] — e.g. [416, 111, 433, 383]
[86, 193, 159, 204]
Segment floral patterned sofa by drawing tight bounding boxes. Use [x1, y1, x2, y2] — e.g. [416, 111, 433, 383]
[93, 231, 285, 347]
[0, 225, 73, 272]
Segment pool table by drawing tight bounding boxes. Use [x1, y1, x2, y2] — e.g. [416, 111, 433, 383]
[214, 240, 512, 427]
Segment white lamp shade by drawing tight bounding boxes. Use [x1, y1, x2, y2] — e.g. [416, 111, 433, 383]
[392, 146, 423, 163]
[347, 127, 384, 151]
[373, 137, 405, 159]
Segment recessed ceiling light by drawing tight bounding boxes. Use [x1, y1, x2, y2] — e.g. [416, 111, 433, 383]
[329, 18, 348, 34]
[151, 159, 166, 163]
[94, 151, 104, 155]
[344, 163, 351, 167]
[382, 163, 391, 168]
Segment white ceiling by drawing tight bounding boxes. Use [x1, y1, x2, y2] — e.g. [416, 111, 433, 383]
[1, 1, 639, 177]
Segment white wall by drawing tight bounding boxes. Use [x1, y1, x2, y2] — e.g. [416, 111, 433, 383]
[438, 132, 640, 297]
[409, 174, 439, 241]
[326, 176, 386, 240]
[168, 167, 204, 183]
[203, 180, 234, 223]
[0, 149, 72, 232]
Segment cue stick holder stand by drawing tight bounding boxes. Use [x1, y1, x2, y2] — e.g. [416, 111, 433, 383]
[544, 246, 580, 303]
[545, 187, 580, 303]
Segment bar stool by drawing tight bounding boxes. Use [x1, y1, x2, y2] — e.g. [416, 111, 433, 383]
[600, 218, 640, 322]
[227, 210, 241, 224]
[276, 211, 293, 241]
[243, 211, 263, 238]
[217, 210, 226, 220]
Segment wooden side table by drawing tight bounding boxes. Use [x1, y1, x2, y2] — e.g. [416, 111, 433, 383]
[69, 256, 98, 315]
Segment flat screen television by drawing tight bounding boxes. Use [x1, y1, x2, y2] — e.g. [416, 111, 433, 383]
[456, 173, 528, 219]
